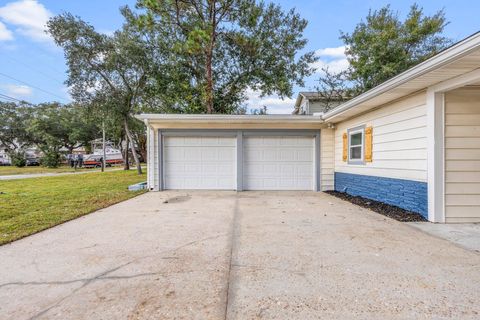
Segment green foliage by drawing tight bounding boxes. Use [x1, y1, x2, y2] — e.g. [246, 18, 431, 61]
[251, 106, 268, 115]
[47, 11, 156, 173]
[315, 67, 350, 112]
[135, 0, 316, 113]
[0, 102, 35, 154]
[10, 150, 26, 168]
[40, 150, 62, 168]
[341, 3, 451, 93]
[28, 102, 99, 156]
[316, 4, 451, 106]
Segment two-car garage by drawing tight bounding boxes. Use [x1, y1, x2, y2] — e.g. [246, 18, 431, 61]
[161, 132, 318, 191]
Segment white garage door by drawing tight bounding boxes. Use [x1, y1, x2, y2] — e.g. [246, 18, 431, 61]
[243, 136, 315, 190]
[163, 136, 236, 190]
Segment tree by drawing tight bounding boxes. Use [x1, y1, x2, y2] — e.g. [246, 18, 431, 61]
[47, 10, 157, 174]
[135, 0, 316, 114]
[250, 106, 267, 115]
[29, 103, 99, 154]
[341, 3, 451, 93]
[317, 3, 451, 104]
[0, 102, 35, 157]
[27, 103, 99, 167]
[315, 67, 349, 112]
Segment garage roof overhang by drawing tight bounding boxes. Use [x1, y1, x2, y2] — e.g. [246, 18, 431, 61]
[136, 114, 324, 130]
[321, 31, 480, 123]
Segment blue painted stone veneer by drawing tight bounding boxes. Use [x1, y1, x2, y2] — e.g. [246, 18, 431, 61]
[334, 172, 428, 218]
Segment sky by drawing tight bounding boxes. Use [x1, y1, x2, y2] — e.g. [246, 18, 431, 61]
[0, 0, 478, 114]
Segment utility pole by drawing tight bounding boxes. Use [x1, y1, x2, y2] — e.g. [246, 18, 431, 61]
[102, 120, 106, 172]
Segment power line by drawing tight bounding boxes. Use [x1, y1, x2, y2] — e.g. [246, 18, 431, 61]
[0, 71, 69, 102]
[0, 92, 34, 105]
[3, 54, 65, 85]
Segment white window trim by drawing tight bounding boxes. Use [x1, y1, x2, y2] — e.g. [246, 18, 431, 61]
[347, 126, 365, 164]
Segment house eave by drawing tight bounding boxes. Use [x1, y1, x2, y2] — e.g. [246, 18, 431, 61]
[322, 31, 480, 123]
[136, 114, 325, 129]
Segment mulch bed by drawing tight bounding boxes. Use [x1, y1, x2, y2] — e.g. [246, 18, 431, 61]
[325, 190, 427, 222]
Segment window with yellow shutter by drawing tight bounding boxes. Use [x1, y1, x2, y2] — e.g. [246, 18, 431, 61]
[365, 127, 373, 162]
[347, 125, 365, 164]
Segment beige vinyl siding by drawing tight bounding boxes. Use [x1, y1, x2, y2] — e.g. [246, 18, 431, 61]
[444, 88, 480, 223]
[334, 91, 428, 182]
[320, 128, 335, 191]
[308, 101, 327, 114]
[309, 101, 342, 115]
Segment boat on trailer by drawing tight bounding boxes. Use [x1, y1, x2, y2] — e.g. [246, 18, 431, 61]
[83, 141, 124, 168]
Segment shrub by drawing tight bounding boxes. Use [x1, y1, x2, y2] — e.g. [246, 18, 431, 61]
[10, 151, 26, 167]
[41, 150, 61, 168]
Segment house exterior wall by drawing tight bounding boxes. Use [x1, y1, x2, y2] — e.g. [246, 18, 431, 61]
[334, 91, 428, 181]
[147, 126, 159, 191]
[308, 101, 327, 114]
[332, 91, 429, 217]
[320, 128, 335, 191]
[308, 101, 342, 115]
[444, 87, 480, 223]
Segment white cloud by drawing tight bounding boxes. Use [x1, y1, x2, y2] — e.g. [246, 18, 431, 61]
[311, 45, 350, 74]
[0, 0, 52, 42]
[316, 46, 346, 58]
[0, 21, 13, 41]
[3, 84, 33, 97]
[244, 88, 295, 114]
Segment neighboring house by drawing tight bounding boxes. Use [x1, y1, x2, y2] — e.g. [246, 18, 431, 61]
[0, 147, 11, 165]
[292, 92, 343, 115]
[139, 32, 480, 224]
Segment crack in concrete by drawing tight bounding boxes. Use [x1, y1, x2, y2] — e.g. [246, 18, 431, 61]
[2, 233, 229, 320]
[27, 260, 135, 320]
[223, 194, 241, 320]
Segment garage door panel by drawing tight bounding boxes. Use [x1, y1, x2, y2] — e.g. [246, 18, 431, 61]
[200, 149, 218, 161]
[243, 136, 314, 190]
[297, 164, 313, 176]
[280, 164, 294, 175]
[296, 149, 313, 161]
[279, 150, 295, 161]
[218, 148, 235, 160]
[164, 136, 236, 190]
[243, 148, 263, 161]
[164, 148, 184, 161]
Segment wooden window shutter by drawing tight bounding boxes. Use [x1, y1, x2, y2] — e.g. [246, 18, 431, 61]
[365, 126, 373, 162]
[342, 132, 348, 162]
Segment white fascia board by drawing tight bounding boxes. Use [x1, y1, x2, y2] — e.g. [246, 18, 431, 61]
[136, 114, 323, 122]
[429, 67, 480, 92]
[322, 32, 480, 122]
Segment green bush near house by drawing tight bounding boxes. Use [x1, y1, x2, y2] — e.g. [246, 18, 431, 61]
[0, 170, 147, 245]
[10, 151, 26, 168]
[40, 150, 62, 168]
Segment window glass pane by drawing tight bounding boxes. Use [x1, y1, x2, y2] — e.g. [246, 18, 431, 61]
[350, 132, 362, 146]
[350, 146, 362, 160]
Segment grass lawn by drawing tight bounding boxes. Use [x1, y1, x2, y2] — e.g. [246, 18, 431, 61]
[0, 165, 122, 176]
[0, 170, 147, 245]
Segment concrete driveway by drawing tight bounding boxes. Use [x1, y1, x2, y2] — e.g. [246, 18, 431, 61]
[0, 191, 479, 319]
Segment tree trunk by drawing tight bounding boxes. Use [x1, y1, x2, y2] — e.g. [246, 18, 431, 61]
[205, 52, 214, 114]
[124, 119, 142, 174]
[123, 136, 130, 170]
